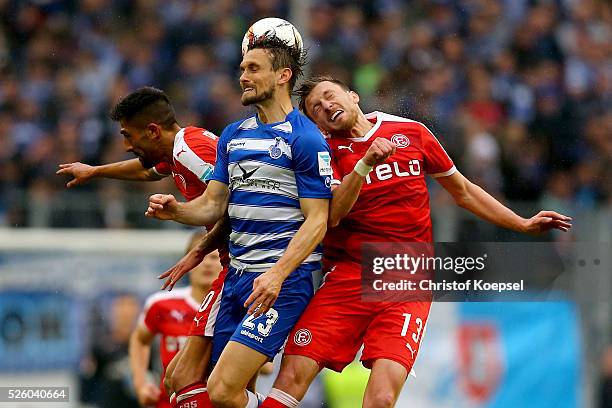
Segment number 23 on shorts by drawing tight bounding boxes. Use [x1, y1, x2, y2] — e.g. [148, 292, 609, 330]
[242, 308, 279, 337]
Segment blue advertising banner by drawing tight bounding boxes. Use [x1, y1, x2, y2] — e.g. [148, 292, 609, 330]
[0, 291, 84, 371]
[401, 302, 581, 408]
[457, 302, 580, 407]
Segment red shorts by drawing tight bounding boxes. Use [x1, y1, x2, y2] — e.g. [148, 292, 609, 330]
[284, 263, 431, 373]
[188, 265, 228, 337]
[156, 399, 171, 408]
[156, 394, 171, 408]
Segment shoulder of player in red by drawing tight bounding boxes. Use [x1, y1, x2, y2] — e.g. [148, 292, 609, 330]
[328, 111, 456, 180]
[139, 286, 199, 334]
[152, 126, 218, 177]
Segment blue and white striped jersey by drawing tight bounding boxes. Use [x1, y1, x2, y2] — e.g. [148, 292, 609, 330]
[210, 108, 332, 273]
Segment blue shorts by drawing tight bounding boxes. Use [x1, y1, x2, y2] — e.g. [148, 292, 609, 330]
[211, 266, 315, 365]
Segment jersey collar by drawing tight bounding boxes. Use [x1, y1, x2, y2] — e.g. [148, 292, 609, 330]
[174, 127, 186, 145]
[347, 111, 383, 142]
[255, 107, 298, 128]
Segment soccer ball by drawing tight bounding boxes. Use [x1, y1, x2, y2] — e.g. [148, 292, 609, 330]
[241, 17, 303, 56]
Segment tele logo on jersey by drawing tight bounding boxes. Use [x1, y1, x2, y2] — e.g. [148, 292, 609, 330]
[365, 159, 422, 184]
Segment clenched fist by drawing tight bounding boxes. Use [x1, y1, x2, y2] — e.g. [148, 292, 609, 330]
[363, 137, 397, 166]
[145, 194, 179, 220]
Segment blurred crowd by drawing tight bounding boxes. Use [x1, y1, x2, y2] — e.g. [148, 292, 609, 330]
[0, 0, 610, 228]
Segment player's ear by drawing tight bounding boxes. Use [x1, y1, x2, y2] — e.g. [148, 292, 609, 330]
[348, 90, 360, 104]
[278, 67, 293, 86]
[146, 123, 162, 139]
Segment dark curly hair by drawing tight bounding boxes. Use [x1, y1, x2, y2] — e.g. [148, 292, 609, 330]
[247, 35, 307, 91]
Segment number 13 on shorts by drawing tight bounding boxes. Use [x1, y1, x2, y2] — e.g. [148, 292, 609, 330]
[401, 313, 424, 359]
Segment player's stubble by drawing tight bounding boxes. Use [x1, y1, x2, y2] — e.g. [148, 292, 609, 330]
[241, 82, 275, 106]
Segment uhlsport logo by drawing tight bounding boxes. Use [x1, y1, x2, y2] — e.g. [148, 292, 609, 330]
[391, 134, 410, 148]
[294, 328, 312, 346]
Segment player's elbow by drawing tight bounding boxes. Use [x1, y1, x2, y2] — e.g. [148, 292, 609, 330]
[451, 181, 474, 209]
[453, 191, 471, 209]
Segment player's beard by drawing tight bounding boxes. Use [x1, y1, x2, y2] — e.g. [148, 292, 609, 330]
[241, 83, 275, 106]
[332, 107, 358, 133]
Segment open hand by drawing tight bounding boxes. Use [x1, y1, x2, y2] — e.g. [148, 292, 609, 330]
[522, 211, 572, 234]
[56, 162, 95, 188]
[244, 269, 283, 317]
[158, 246, 206, 290]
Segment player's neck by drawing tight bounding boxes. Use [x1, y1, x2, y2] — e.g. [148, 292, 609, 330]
[191, 285, 207, 304]
[162, 123, 183, 162]
[342, 114, 374, 139]
[255, 93, 294, 124]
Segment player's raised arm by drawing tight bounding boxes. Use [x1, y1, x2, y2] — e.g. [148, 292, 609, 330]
[329, 137, 396, 227]
[245, 197, 329, 316]
[436, 170, 572, 234]
[145, 180, 229, 226]
[129, 324, 161, 407]
[57, 158, 166, 188]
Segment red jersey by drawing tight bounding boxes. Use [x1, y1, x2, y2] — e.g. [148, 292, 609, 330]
[139, 287, 200, 406]
[153, 126, 229, 266]
[152, 126, 218, 201]
[324, 111, 455, 270]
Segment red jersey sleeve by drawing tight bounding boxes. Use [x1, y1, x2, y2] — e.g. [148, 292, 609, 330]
[152, 161, 172, 176]
[331, 153, 342, 186]
[419, 123, 456, 177]
[140, 295, 161, 334]
[175, 127, 218, 182]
